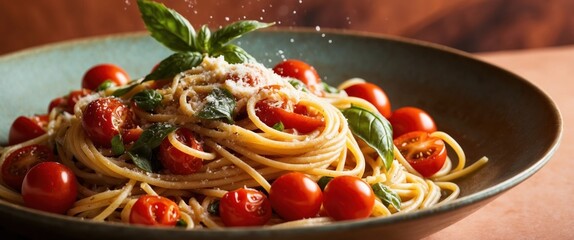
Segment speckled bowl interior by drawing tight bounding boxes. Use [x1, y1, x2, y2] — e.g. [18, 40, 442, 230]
[0, 29, 562, 240]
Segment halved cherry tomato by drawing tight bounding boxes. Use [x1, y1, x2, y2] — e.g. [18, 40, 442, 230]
[219, 187, 272, 227]
[158, 128, 203, 175]
[255, 100, 324, 134]
[343, 82, 392, 118]
[273, 59, 322, 95]
[322, 175, 375, 221]
[394, 131, 447, 178]
[8, 115, 49, 145]
[66, 89, 92, 113]
[82, 97, 138, 147]
[129, 195, 180, 226]
[269, 172, 323, 221]
[82, 63, 130, 90]
[1, 144, 55, 191]
[21, 162, 78, 214]
[388, 107, 437, 139]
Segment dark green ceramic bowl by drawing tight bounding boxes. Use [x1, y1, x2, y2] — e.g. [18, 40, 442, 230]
[0, 29, 562, 240]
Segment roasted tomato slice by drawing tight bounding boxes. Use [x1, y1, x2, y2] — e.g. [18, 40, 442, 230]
[255, 100, 324, 133]
[1, 144, 55, 191]
[394, 131, 447, 178]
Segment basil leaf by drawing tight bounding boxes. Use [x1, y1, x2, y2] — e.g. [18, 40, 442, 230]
[111, 134, 125, 156]
[137, 0, 196, 52]
[128, 123, 177, 172]
[210, 20, 274, 50]
[133, 89, 163, 112]
[342, 105, 394, 169]
[372, 182, 401, 211]
[207, 200, 220, 216]
[96, 80, 115, 92]
[112, 84, 138, 97]
[196, 25, 211, 53]
[211, 44, 256, 64]
[144, 52, 203, 81]
[196, 88, 236, 123]
[272, 122, 284, 131]
[288, 78, 310, 93]
[322, 82, 340, 94]
[317, 176, 333, 190]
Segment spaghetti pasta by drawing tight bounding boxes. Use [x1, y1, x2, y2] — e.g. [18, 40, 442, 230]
[0, 56, 487, 228]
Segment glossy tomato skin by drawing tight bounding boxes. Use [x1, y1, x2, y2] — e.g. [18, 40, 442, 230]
[219, 188, 272, 227]
[343, 82, 392, 118]
[82, 63, 130, 90]
[21, 162, 78, 214]
[129, 195, 180, 226]
[1, 144, 55, 191]
[48, 97, 67, 113]
[158, 128, 203, 175]
[388, 107, 437, 139]
[394, 131, 447, 178]
[8, 115, 48, 145]
[82, 97, 137, 148]
[273, 59, 322, 95]
[255, 100, 324, 134]
[322, 176, 375, 221]
[269, 172, 323, 221]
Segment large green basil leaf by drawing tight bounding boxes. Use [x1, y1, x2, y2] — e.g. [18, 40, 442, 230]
[211, 44, 256, 64]
[342, 105, 394, 169]
[196, 88, 236, 123]
[137, 0, 196, 52]
[144, 52, 203, 81]
[128, 123, 177, 172]
[210, 20, 274, 50]
[133, 89, 163, 112]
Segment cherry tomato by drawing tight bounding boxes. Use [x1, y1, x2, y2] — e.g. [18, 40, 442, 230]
[388, 107, 437, 139]
[343, 82, 392, 118]
[322, 176, 375, 221]
[394, 131, 447, 178]
[82, 97, 138, 147]
[66, 89, 92, 113]
[158, 128, 203, 175]
[48, 97, 67, 113]
[255, 100, 324, 134]
[8, 115, 49, 145]
[1, 144, 55, 191]
[269, 172, 323, 221]
[273, 59, 322, 95]
[82, 63, 130, 90]
[129, 195, 180, 226]
[21, 162, 78, 214]
[219, 187, 272, 227]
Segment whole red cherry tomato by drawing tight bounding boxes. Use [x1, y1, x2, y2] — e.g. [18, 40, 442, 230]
[255, 100, 324, 134]
[219, 187, 272, 227]
[343, 82, 392, 118]
[82, 97, 138, 147]
[1, 144, 55, 191]
[82, 63, 130, 90]
[21, 162, 78, 214]
[158, 128, 204, 175]
[322, 175, 375, 221]
[388, 107, 437, 139]
[273, 59, 322, 95]
[129, 195, 180, 226]
[8, 115, 49, 145]
[394, 131, 447, 178]
[48, 97, 67, 113]
[269, 172, 323, 221]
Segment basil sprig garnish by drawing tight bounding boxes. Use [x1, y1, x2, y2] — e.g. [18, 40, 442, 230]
[342, 105, 394, 170]
[196, 88, 236, 123]
[372, 182, 401, 211]
[137, 0, 273, 81]
[133, 89, 163, 112]
[127, 123, 177, 172]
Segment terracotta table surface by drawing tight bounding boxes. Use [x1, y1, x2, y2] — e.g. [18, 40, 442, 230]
[426, 46, 574, 240]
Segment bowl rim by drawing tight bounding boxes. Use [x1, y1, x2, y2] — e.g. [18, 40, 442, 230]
[0, 28, 563, 236]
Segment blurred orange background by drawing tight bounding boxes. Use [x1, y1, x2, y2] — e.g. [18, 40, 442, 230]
[1, 0, 574, 55]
